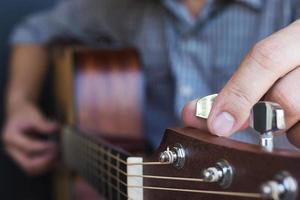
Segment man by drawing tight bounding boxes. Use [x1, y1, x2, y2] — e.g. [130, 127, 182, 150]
[3, 0, 300, 176]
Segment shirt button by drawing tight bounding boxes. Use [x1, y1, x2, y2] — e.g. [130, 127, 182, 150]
[180, 85, 193, 97]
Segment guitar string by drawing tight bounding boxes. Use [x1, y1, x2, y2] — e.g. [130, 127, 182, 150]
[82, 152, 263, 199]
[82, 159, 263, 199]
[127, 185, 262, 199]
[86, 138, 167, 166]
[87, 147, 206, 182]
[77, 133, 166, 166]
[71, 133, 264, 199]
[88, 154, 205, 182]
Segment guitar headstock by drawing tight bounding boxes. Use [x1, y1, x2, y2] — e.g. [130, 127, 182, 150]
[143, 128, 300, 200]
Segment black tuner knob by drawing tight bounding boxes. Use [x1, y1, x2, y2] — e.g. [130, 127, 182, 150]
[250, 101, 286, 151]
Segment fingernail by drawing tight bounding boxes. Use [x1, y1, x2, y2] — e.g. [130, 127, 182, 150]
[211, 112, 235, 136]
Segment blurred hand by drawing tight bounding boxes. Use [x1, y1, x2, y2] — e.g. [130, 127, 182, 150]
[182, 20, 300, 148]
[2, 102, 58, 175]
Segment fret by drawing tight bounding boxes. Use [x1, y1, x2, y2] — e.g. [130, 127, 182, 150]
[107, 149, 113, 200]
[116, 153, 120, 200]
[62, 127, 130, 199]
[88, 141, 97, 189]
[97, 145, 105, 194]
[110, 150, 118, 200]
[119, 154, 128, 200]
[103, 146, 109, 198]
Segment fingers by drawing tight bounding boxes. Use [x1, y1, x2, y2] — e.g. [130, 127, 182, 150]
[182, 99, 249, 133]
[18, 108, 58, 134]
[287, 122, 300, 148]
[264, 66, 300, 131]
[2, 104, 58, 175]
[181, 99, 208, 130]
[3, 125, 56, 155]
[7, 146, 56, 175]
[207, 21, 300, 137]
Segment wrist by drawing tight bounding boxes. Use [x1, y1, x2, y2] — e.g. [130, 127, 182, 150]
[5, 90, 37, 118]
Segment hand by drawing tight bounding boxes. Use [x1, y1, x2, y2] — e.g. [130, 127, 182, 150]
[2, 102, 58, 175]
[182, 20, 300, 148]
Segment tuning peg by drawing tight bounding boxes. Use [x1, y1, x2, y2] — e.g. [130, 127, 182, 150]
[250, 101, 286, 151]
[260, 171, 298, 200]
[159, 144, 186, 169]
[201, 160, 234, 188]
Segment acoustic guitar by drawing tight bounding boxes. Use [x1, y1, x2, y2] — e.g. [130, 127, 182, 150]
[51, 46, 300, 200]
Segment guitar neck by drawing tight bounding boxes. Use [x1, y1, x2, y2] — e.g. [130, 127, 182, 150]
[61, 127, 131, 200]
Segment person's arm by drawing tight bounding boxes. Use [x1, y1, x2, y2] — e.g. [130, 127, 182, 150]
[3, 44, 58, 175]
[3, 0, 87, 175]
[3, 0, 146, 175]
[7, 45, 48, 116]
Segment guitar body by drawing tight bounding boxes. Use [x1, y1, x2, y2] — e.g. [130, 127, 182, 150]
[52, 46, 144, 200]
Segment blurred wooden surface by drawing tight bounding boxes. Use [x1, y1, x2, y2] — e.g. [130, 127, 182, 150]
[52, 46, 144, 200]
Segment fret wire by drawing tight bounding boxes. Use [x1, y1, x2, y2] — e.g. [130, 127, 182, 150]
[108, 149, 113, 200]
[97, 145, 104, 194]
[104, 146, 109, 198]
[116, 153, 121, 200]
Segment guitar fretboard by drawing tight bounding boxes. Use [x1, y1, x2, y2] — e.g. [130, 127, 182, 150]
[62, 127, 130, 200]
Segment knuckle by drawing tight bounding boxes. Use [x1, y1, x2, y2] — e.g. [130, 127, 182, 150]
[250, 41, 279, 71]
[226, 87, 253, 112]
[269, 85, 300, 116]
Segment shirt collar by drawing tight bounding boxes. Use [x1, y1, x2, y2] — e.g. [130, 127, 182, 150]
[236, 0, 263, 10]
[162, 0, 216, 26]
[162, 0, 263, 32]
[162, 0, 264, 14]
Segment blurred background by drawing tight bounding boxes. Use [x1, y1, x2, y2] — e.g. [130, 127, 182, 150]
[0, 0, 57, 199]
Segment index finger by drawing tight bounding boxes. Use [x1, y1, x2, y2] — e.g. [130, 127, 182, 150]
[207, 21, 300, 137]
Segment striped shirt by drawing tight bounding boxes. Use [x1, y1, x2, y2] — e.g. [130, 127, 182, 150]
[11, 0, 300, 149]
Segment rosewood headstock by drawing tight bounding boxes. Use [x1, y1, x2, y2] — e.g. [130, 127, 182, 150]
[143, 128, 300, 200]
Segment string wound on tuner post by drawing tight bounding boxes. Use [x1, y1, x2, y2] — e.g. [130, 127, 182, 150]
[201, 160, 234, 189]
[159, 144, 186, 169]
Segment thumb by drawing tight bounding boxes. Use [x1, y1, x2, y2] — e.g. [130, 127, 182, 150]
[181, 99, 208, 131]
